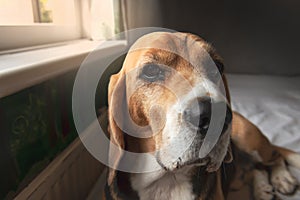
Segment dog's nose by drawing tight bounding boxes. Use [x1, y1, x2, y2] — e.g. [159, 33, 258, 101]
[183, 97, 232, 134]
[183, 97, 212, 133]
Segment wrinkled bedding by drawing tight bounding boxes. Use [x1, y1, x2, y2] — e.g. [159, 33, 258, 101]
[227, 74, 300, 200]
[227, 74, 300, 152]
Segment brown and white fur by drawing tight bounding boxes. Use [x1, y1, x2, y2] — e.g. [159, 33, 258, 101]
[103, 32, 300, 200]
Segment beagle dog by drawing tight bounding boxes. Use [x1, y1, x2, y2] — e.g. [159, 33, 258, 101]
[103, 32, 300, 200]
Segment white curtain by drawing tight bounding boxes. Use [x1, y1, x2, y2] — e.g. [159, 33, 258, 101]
[81, 0, 116, 40]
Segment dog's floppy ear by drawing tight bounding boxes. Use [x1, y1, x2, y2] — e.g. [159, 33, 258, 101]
[107, 72, 127, 185]
[221, 74, 231, 104]
[224, 142, 233, 163]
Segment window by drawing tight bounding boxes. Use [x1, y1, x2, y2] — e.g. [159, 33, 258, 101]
[0, 0, 122, 53]
[0, 0, 78, 24]
[0, 0, 81, 51]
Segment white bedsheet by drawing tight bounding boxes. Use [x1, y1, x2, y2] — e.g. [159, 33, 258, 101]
[227, 74, 300, 200]
[227, 74, 300, 152]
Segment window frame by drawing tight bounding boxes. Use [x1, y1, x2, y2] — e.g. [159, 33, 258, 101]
[0, 0, 84, 52]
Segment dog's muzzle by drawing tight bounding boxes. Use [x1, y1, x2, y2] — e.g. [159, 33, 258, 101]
[183, 97, 232, 135]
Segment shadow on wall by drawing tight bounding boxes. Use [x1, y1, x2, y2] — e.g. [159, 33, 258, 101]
[125, 0, 300, 75]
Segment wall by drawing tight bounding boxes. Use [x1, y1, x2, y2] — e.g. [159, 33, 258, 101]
[125, 0, 163, 29]
[125, 0, 300, 75]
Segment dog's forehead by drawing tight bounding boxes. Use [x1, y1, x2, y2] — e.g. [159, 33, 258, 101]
[130, 32, 183, 51]
[122, 32, 212, 72]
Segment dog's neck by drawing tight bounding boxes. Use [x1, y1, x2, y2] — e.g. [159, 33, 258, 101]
[130, 166, 197, 200]
[107, 166, 220, 200]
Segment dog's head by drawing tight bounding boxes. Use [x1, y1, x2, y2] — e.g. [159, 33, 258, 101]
[107, 32, 233, 183]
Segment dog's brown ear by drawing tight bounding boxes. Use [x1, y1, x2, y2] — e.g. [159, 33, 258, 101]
[107, 72, 126, 185]
[222, 74, 231, 104]
[224, 143, 233, 163]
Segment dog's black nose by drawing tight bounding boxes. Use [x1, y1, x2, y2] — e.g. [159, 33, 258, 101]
[183, 97, 232, 135]
[183, 97, 212, 133]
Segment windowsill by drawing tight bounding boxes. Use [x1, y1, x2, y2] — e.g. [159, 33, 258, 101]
[0, 39, 127, 98]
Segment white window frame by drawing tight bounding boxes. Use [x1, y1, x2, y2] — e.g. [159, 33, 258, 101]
[0, 0, 84, 52]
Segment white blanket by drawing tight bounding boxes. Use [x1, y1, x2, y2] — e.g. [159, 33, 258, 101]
[227, 74, 300, 152]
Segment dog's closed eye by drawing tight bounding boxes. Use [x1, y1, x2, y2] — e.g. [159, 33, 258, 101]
[140, 64, 165, 82]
